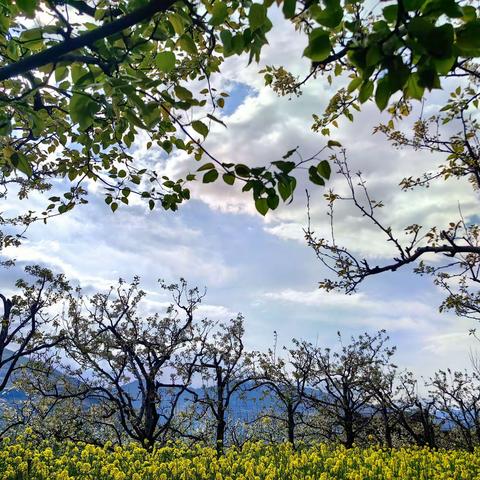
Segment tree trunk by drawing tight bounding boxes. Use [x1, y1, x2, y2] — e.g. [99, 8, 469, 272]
[287, 403, 295, 448]
[344, 411, 355, 449]
[216, 411, 226, 456]
[143, 379, 159, 451]
[381, 407, 393, 448]
[216, 376, 226, 456]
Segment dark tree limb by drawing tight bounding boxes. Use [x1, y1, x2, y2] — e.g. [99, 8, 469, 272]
[0, 0, 179, 82]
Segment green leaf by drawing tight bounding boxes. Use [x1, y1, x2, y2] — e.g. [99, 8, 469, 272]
[311, 0, 343, 28]
[267, 194, 280, 210]
[405, 73, 425, 100]
[192, 120, 209, 137]
[423, 0, 463, 18]
[220, 30, 233, 55]
[168, 13, 185, 35]
[375, 77, 391, 111]
[456, 20, 480, 52]
[282, 148, 297, 159]
[249, 4, 267, 31]
[358, 80, 374, 103]
[11, 152, 32, 177]
[282, 0, 296, 19]
[417, 65, 440, 90]
[69, 94, 100, 130]
[0, 114, 11, 136]
[347, 76, 362, 93]
[403, 0, 425, 10]
[197, 162, 215, 171]
[177, 34, 198, 55]
[308, 166, 325, 186]
[303, 29, 332, 62]
[210, 1, 228, 26]
[223, 173, 235, 185]
[255, 198, 269, 215]
[55, 65, 68, 82]
[387, 56, 410, 91]
[273, 160, 295, 173]
[19, 28, 43, 50]
[235, 164, 251, 177]
[366, 45, 382, 67]
[433, 56, 456, 75]
[202, 169, 219, 183]
[383, 4, 398, 22]
[155, 51, 176, 73]
[461, 6, 477, 22]
[111, 202, 118, 212]
[278, 180, 292, 202]
[424, 23, 455, 59]
[232, 34, 245, 55]
[317, 160, 331, 179]
[327, 140, 342, 148]
[174, 85, 193, 101]
[207, 113, 227, 127]
[17, 0, 37, 17]
[71, 64, 93, 86]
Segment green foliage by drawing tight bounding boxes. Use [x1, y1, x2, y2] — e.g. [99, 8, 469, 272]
[0, 0, 478, 237]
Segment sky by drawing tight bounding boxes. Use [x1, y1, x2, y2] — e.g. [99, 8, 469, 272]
[1, 9, 480, 383]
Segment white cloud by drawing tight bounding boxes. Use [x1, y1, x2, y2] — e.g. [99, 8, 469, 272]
[260, 287, 439, 331]
[2, 196, 235, 290]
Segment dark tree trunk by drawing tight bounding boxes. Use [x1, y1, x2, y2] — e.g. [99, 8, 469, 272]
[216, 377, 226, 456]
[344, 411, 355, 449]
[143, 379, 159, 451]
[287, 403, 295, 448]
[216, 414, 226, 456]
[381, 407, 393, 448]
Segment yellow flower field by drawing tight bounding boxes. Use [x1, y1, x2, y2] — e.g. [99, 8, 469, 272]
[1, 440, 479, 480]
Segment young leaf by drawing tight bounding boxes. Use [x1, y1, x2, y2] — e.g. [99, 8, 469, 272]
[210, 1, 228, 26]
[174, 85, 193, 101]
[249, 4, 267, 31]
[223, 173, 235, 185]
[278, 180, 292, 201]
[155, 51, 176, 73]
[197, 162, 215, 171]
[177, 34, 198, 55]
[203, 169, 219, 183]
[317, 160, 331, 180]
[11, 152, 33, 177]
[235, 164, 251, 177]
[255, 197, 269, 215]
[17, 0, 37, 17]
[283, 0, 296, 19]
[192, 120, 209, 137]
[375, 77, 391, 111]
[267, 194, 280, 209]
[358, 80, 374, 103]
[303, 29, 332, 62]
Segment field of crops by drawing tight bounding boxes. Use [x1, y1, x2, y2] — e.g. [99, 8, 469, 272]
[2, 439, 480, 480]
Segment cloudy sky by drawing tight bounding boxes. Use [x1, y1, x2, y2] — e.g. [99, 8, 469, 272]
[2, 9, 479, 381]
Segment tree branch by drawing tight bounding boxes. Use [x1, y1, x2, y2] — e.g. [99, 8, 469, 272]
[0, 0, 179, 82]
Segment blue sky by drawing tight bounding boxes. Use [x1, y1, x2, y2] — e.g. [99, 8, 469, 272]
[1, 11, 479, 381]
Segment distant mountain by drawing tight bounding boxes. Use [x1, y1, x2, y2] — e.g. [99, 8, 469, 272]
[122, 380, 277, 421]
[0, 354, 281, 423]
[0, 348, 28, 403]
